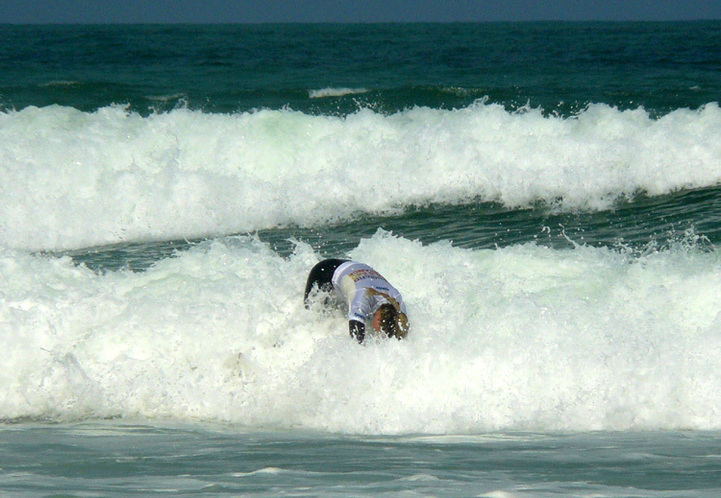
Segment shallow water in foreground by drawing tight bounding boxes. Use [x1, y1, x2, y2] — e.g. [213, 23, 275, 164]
[1, 422, 720, 496]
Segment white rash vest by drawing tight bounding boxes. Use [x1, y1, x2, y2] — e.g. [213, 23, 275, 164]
[331, 261, 407, 325]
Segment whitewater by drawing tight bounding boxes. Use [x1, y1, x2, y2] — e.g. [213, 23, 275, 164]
[3, 100, 721, 434]
[2, 101, 721, 251]
[2, 228, 721, 433]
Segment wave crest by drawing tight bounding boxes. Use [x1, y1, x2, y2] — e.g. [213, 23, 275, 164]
[1, 101, 720, 251]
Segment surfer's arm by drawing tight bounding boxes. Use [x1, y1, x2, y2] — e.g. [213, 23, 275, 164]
[349, 319, 365, 343]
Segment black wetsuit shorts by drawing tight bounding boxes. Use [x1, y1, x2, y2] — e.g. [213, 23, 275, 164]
[303, 258, 349, 306]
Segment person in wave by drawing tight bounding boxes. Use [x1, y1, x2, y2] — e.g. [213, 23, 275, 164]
[304, 259, 409, 343]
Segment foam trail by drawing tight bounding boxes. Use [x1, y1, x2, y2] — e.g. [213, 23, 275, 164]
[308, 87, 369, 98]
[1, 102, 720, 251]
[2, 232, 721, 433]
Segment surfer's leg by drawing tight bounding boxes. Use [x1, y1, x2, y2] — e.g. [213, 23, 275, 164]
[304, 259, 348, 308]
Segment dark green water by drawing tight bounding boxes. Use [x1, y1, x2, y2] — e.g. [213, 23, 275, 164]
[2, 22, 719, 116]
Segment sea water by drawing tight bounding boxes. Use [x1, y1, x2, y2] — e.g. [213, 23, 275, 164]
[2, 22, 721, 496]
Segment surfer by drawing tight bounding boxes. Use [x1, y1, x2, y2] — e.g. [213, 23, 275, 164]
[304, 259, 409, 343]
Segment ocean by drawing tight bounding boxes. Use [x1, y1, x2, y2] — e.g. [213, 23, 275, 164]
[1, 21, 721, 496]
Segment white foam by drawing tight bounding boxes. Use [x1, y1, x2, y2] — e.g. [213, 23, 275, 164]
[308, 87, 368, 98]
[1, 101, 720, 251]
[2, 231, 721, 434]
